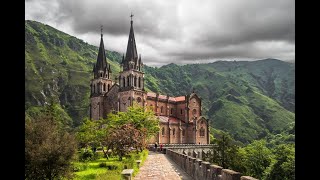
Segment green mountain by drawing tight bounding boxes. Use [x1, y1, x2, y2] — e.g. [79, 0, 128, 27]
[25, 20, 295, 143]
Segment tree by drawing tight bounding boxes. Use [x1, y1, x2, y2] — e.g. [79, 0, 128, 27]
[107, 124, 142, 160]
[241, 140, 273, 179]
[266, 144, 295, 180]
[75, 118, 111, 158]
[107, 103, 160, 139]
[75, 103, 159, 160]
[25, 114, 77, 180]
[103, 104, 159, 159]
[206, 131, 239, 169]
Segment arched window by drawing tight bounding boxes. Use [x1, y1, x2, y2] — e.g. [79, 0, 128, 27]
[173, 128, 175, 136]
[103, 83, 106, 91]
[93, 84, 96, 93]
[127, 76, 130, 86]
[182, 129, 185, 137]
[128, 97, 131, 105]
[162, 127, 165, 136]
[161, 106, 163, 113]
[108, 84, 110, 91]
[100, 73, 103, 77]
[181, 109, 183, 115]
[134, 76, 137, 86]
[171, 108, 173, 115]
[138, 77, 141, 88]
[200, 127, 205, 137]
[192, 109, 197, 117]
[123, 77, 125, 87]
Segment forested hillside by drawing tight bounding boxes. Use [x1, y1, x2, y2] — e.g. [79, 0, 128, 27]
[25, 20, 295, 143]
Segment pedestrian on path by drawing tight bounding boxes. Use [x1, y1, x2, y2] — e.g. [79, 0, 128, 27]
[154, 142, 158, 152]
[160, 143, 163, 152]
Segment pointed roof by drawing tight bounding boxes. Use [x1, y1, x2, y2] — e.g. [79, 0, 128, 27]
[122, 14, 142, 71]
[125, 18, 138, 63]
[95, 34, 108, 72]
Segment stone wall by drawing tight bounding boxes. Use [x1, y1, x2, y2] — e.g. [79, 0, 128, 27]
[166, 149, 258, 180]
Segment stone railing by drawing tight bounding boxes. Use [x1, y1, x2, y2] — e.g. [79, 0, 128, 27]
[166, 149, 258, 180]
[148, 144, 214, 148]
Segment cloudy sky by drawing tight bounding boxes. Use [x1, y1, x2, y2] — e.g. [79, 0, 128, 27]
[25, 0, 295, 67]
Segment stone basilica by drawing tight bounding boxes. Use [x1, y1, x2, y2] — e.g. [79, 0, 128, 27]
[90, 16, 209, 144]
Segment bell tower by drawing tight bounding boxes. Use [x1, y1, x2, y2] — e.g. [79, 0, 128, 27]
[90, 26, 114, 120]
[118, 14, 146, 111]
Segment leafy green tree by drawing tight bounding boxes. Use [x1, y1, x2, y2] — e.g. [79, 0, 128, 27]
[107, 123, 142, 160]
[76, 103, 159, 159]
[206, 131, 239, 169]
[75, 118, 110, 157]
[266, 144, 295, 180]
[106, 103, 160, 145]
[25, 114, 77, 180]
[241, 140, 274, 179]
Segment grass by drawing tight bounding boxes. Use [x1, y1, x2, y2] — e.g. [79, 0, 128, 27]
[72, 150, 149, 180]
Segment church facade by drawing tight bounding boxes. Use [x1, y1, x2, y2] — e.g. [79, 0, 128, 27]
[89, 17, 209, 144]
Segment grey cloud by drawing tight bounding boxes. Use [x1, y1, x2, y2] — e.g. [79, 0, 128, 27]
[26, 0, 295, 67]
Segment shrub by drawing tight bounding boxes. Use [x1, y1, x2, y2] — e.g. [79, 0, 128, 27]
[79, 149, 94, 162]
[25, 116, 77, 180]
[73, 163, 88, 172]
[99, 162, 107, 167]
[106, 164, 118, 170]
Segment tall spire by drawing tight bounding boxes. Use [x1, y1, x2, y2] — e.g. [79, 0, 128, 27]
[123, 13, 139, 71]
[101, 25, 103, 38]
[93, 25, 108, 78]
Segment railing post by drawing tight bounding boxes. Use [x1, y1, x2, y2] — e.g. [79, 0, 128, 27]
[201, 161, 210, 179]
[195, 159, 202, 180]
[240, 176, 258, 180]
[221, 169, 241, 180]
[210, 164, 223, 180]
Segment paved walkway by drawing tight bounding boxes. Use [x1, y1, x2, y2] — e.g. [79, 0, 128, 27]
[134, 151, 192, 180]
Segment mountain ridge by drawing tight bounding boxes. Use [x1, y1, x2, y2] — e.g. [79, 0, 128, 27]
[25, 20, 295, 143]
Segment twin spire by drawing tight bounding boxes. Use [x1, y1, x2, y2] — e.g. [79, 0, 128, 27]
[93, 25, 110, 79]
[122, 13, 142, 71]
[93, 13, 142, 79]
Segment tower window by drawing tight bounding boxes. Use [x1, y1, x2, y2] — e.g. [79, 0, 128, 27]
[134, 76, 137, 86]
[171, 108, 173, 114]
[173, 128, 175, 136]
[100, 73, 103, 77]
[127, 76, 130, 86]
[103, 83, 106, 91]
[193, 109, 197, 116]
[182, 129, 185, 137]
[161, 106, 163, 113]
[93, 84, 96, 93]
[181, 109, 183, 115]
[162, 127, 165, 136]
[108, 84, 110, 91]
[200, 127, 205, 137]
[138, 77, 141, 88]
[123, 77, 125, 87]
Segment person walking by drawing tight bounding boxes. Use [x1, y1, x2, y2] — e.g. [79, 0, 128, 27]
[154, 143, 158, 152]
[160, 143, 163, 152]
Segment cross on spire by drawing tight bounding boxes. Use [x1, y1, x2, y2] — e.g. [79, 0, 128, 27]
[100, 25, 103, 37]
[130, 13, 134, 21]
